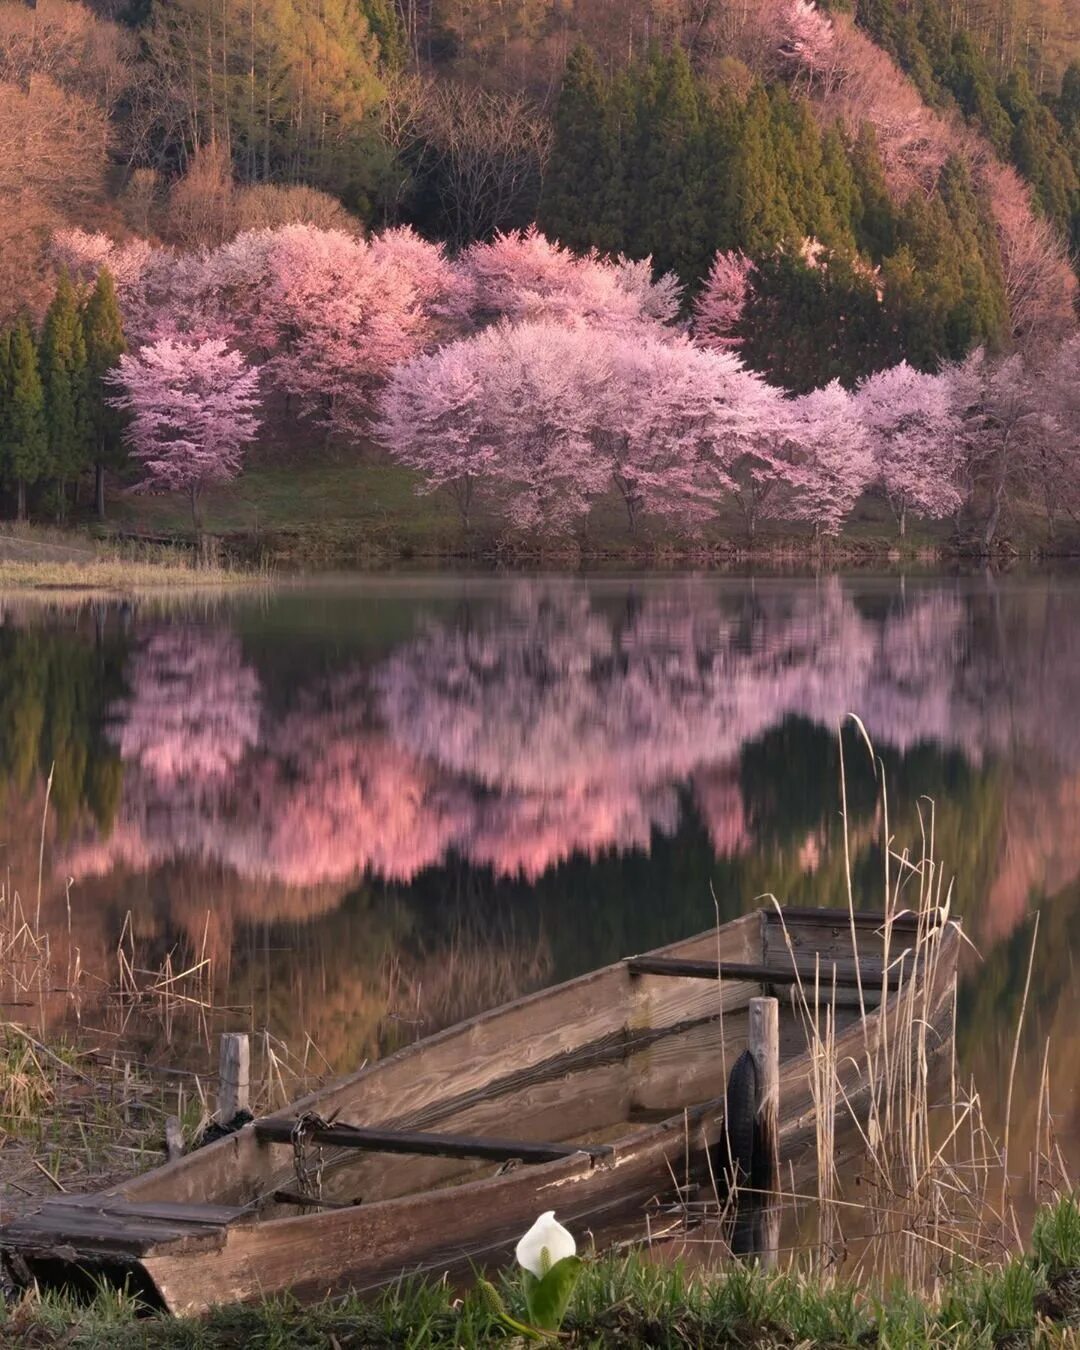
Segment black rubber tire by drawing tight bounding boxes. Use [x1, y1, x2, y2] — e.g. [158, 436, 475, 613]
[720, 1049, 757, 1190]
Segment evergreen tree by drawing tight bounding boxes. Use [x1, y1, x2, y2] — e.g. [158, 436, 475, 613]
[700, 84, 744, 256]
[39, 270, 90, 518]
[633, 48, 708, 279]
[540, 45, 613, 253]
[82, 268, 128, 521]
[7, 317, 48, 522]
[737, 251, 894, 391]
[770, 87, 841, 247]
[945, 33, 1013, 151]
[819, 123, 860, 253]
[727, 86, 797, 255]
[362, 0, 407, 70]
[850, 123, 897, 260]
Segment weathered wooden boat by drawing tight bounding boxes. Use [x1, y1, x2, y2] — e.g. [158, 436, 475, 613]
[1, 905, 960, 1314]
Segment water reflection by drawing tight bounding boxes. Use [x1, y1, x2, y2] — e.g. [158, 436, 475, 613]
[2, 574, 1080, 1172]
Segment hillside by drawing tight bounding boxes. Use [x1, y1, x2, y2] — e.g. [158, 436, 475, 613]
[0, 0, 1077, 552]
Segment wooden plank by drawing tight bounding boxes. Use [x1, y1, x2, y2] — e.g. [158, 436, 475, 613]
[770, 907, 920, 929]
[626, 957, 891, 987]
[41, 1196, 245, 1226]
[253, 1119, 614, 1164]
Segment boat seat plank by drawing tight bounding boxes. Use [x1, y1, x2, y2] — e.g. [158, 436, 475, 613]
[626, 956, 894, 988]
[253, 1119, 614, 1164]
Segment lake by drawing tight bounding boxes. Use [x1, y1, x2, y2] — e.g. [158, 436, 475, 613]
[2, 569, 1078, 1188]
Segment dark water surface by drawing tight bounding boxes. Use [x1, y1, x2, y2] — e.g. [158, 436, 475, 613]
[2, 571, 1079, 1185]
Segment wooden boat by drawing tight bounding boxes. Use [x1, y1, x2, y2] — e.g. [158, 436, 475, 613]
[1, 905, 960, 1315]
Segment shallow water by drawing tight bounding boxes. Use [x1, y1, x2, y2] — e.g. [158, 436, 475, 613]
[2, 569, 1078, 1192]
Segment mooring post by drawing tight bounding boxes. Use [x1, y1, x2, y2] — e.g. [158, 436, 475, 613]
[217, 1032, 250, 1123]
[748, 996, 780, 1268]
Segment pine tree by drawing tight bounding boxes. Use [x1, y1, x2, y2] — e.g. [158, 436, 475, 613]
[40, 270, 90, 518]
[540, 45, 613, 253]
[770, 87, 840, 248]
[82, 268, 128, 521]
[728, 85, 798, 255]
[819, 123, 860, 253]
[850, 123, 897, 260]
[634, 48, 708, 279]
[8, 317, 48, 522]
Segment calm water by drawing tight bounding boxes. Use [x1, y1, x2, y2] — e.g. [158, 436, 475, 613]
[2, 571, 1079, 1182]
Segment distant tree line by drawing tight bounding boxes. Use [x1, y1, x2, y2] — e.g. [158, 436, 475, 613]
[0, 270, 126, 521]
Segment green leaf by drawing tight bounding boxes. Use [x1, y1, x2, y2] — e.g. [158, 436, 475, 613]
[522, 1255, 584, 1332]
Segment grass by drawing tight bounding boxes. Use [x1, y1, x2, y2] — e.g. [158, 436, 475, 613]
[0, 522, 266, 595]
[100, 445, 964, 565]
[5, 1200, 1080, 1346]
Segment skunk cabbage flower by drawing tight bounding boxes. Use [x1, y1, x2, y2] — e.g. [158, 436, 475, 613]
[515, 1210, 576, 1278]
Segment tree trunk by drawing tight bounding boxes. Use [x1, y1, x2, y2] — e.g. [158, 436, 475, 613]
[983, 490, 1003, 551]
[898, 503, 907, 538]
[96, 463, 106, 520]
[16, 480, 26, 522]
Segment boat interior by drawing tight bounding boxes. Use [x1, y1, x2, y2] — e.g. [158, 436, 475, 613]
[108, 907, 917, 1216]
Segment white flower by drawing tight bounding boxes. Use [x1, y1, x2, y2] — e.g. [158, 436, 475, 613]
[515, 1211, 576, 1278]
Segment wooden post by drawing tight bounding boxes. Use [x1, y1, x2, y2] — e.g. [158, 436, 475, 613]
[217, 1032, 250, 1124]
[164, 1116, 184, 1162]
[748, 996, 780, 1269]
[748, 996, 779, 1191]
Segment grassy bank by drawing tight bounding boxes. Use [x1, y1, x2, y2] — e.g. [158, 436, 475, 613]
[99, 449, 974, 567]
[5, 1198, 1080, 1347]
[0, 525, 264, 597]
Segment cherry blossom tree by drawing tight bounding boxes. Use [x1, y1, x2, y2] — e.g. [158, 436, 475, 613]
[373, 341, 492, 530]
[457, 226, 681, 334]
[692, 251, 752, 352]
[718, 385, 803, 540]
[601, 338, 770, 531]
[107, 337, 261, 529]
[856, 362, 962, 536]
[954, 348, 1064, 548]
[378, 321, 613, 534]
[784, 380, 873, 535]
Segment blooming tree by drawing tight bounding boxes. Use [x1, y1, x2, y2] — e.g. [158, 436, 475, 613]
[954, 348, 1065, 548]
[378, 321, 613, 534]
[692, 251, 752, 352]
[373, 341, 492, 530]
[457, 227, 681, 334]
[602, 337, 769, 531]
[784, 380, 874, 535]
[107, 337, 262, 529]
[856, 362, 962, 536]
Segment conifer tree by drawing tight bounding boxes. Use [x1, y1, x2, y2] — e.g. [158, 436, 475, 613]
[769, 88, 840, 248]
[850, 123, 897, 260]
[819, 124, 859, 253]
[40, 270, 90, 517]
[83, 268, 128, 520]
[728, 86, 797, 255]
[8, 317, 48, 522]
[634, 48, 707, 279]
[540, 45, 613, 253]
